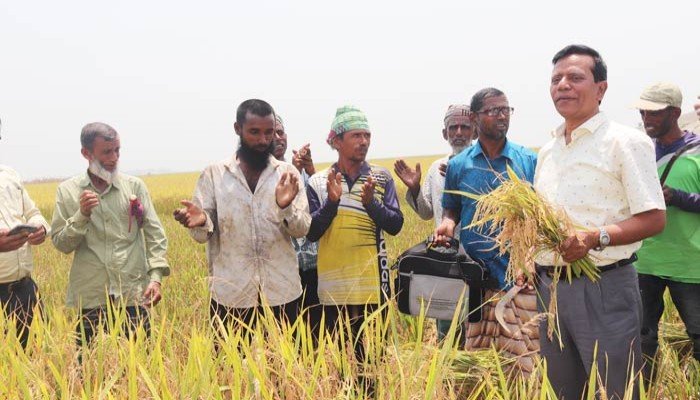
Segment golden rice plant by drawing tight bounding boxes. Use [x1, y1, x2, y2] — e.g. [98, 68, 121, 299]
[3, 158, 694, 399]
[445, 165, 600, 284]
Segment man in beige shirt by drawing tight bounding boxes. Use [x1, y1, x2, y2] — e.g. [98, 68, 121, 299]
[52, 122, 169, 346]
[534, 45, 666, 400]
[0, 119, 51, 349]
[174, 99, 310, 337]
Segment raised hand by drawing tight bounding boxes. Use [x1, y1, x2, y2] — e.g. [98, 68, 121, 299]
[327, 168, 343, 203]
[361, 175, 376, 207]
[79, 190, 100, 217]
[292, 143, 316, 175]
[275, 171, 299, 209]
[173, 200, 207, 228]
[393, 159, 421, 197]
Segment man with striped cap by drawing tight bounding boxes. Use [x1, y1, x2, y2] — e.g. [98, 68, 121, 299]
[306, 105, 403, 372]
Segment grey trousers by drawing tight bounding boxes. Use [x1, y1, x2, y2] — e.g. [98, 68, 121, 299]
[537, 264, 642, 400]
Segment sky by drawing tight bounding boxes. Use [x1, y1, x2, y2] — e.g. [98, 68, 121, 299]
[1, 0, 699, 180]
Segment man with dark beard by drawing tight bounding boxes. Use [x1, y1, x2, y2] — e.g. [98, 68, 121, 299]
[174, 99, 310, 337]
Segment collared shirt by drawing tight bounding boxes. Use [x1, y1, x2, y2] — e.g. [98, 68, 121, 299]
[405, 155, 449, 229]
[534, 112, 666, 266]
[51, 172, 169, 309]
[189, 155, 310, 308]
[307, 162, 403, 305]
[292, 170, 318, 271]
[0, 166, 50, 283]
[636, 131, 700, 283]
[442, 140, 537, 289]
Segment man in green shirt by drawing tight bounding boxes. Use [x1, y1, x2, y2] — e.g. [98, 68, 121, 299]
[51, 122, 170, 346]
[633, 83, 700, 375]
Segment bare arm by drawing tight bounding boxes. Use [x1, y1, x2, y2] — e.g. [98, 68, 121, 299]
[560, 209, 666, 263]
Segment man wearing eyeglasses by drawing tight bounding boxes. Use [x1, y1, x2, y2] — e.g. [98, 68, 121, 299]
[534, 45, 665, 400]
[0, 118, 51, 350]
[434, 88, 538, 370]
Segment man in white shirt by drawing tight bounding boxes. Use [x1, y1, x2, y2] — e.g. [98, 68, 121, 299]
[0, 119, 50, 349]
[393, 104, 473, 343]
[174, 99, 311, 337]
[534, 45, 666, 400]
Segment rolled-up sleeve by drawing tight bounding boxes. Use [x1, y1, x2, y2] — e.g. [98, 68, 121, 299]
[51, 186, 90, 254]
[441, 158, 462, 213]
[189, 169, 217, 243]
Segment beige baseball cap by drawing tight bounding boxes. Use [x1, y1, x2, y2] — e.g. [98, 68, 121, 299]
[632, 82, 682, 110]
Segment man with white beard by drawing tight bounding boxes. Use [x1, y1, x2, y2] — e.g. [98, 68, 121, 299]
[52, 122, 170, 347]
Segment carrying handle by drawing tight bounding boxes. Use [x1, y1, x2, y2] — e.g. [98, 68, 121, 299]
[426, 234, 459, 250]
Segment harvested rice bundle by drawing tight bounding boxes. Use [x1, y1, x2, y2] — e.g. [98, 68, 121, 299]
[445, 165, 600, 284]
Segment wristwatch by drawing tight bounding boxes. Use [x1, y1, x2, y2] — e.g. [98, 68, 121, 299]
[594, 228, 610, 251]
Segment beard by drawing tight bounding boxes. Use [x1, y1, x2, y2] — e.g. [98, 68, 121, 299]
[88, 159, 118, 185]
[237, 139, 273, 171]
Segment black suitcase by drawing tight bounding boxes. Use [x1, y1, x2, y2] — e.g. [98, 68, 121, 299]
[393, 237, 494, 323]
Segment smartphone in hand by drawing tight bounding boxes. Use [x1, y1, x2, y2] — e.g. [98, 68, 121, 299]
[8, 224, 39, 236]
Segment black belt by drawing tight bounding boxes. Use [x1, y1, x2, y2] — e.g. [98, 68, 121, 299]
[536, 254, 638, 277]
[0, 276, 31, 291]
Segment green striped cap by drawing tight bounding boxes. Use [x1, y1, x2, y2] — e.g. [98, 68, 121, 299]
[327, 105, 370, 144]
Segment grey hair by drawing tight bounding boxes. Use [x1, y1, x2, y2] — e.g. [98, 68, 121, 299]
[80, 122, 118, 150]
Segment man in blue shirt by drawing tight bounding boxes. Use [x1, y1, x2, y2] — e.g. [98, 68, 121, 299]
[435, 88, 537, 287]
[434, 88, 539, 371]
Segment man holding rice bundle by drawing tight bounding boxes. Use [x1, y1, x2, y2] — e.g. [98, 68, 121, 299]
[632, 83, 700, 375]
[434, 88, 539, 371]
[534, 45, 666, 400]
[394, 103, 475, 345]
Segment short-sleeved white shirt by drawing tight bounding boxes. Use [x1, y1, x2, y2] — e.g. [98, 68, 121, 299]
[534, 112, 665, 266]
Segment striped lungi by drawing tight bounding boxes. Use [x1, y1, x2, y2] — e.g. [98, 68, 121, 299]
[465, 287, 542, 374]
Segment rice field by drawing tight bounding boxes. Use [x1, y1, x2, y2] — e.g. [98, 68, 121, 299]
[2, 154, 697, 399]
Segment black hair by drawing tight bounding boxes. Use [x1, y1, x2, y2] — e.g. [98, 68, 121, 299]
[236, 99, 275, 125]
[470, 88, 505, 113]
[552, 44, 607, 83]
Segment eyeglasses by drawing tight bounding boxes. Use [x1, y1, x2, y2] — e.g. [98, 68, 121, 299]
[477, 107, 514, 117]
